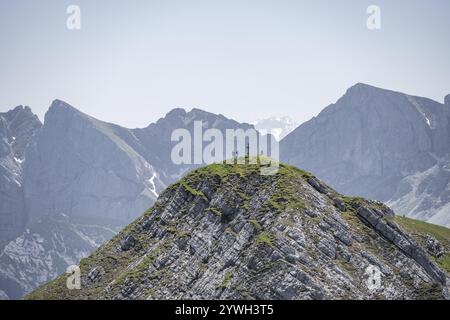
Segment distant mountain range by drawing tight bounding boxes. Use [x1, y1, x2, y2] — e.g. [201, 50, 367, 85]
[1, 83, 450, 299]
[281, 83, 450, 227]
[0, 101, 254, 299]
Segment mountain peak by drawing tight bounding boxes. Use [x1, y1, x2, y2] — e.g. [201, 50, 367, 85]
[164, 107, 222, 118]
[1, 105, 35, 121]
[188, 107, 225, 120]
[345, 82, 387, 95]
[49, 99, 79, 112]
[27, 161, 450, 300]
[445, 94, 450, 105]
[351, 82, 375, 89]
[45, 99, 90, 125]
[10, 105, 26, 113]
[164, 108, 187, 118]
[153, 107, 252, 131]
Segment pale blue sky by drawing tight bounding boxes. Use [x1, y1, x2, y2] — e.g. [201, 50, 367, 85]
[0, 0, 449, 127]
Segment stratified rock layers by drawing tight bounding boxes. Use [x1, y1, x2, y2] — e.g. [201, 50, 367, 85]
[28, 162, 450, 300]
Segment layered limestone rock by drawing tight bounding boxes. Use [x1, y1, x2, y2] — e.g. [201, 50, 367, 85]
[28, 162, 450, 300]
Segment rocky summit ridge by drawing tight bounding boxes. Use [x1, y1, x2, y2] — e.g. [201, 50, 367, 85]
[28, 160, 450, 300]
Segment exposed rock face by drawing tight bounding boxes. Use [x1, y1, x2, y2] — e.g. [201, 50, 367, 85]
[0, 106, 41, 243]
[356, 206, 446, 284]
[24, 101, 254, 227]
[281, 83, 450, 227]
[387, 157, 450, 226]
[28, 162, 450, 300]
[24, 100, 165, 226]
[424, 235, 444, 259]
[0, 213, 118, 299]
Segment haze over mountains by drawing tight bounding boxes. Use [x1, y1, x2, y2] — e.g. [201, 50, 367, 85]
[281, 83, 450, 227]
[1, 82, 450, 299]
[0, 101, 254, 299]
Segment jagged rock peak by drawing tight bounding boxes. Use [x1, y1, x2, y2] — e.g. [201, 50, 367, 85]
[46, 99, 84, 118]
[346, 82, 379, 92]
[164, 107, 235, 124]
[164, 107, 187, 118]
[151, 107, 253, 131]
[163, 107, 222, 119]
[1, 105, 39, 123]
[339, 82, 402, 104]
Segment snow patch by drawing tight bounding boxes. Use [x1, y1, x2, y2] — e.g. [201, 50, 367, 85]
[253, 116, 298, 141]
[14, 157, 24, 164]
[148, 173, 159, 198]
[406, 95, 432, 128]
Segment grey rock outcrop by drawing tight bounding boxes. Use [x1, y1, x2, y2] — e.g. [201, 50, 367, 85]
[424, 235, 444, 259]
[356, 206, 446, 284]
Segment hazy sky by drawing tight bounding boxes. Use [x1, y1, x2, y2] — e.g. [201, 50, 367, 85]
[0, 0, 449, 128]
